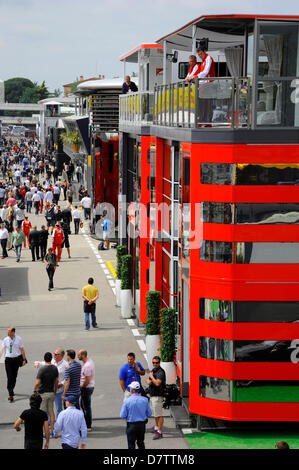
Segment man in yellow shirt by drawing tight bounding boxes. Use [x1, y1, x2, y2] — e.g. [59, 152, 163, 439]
[82, 278, 99, 330]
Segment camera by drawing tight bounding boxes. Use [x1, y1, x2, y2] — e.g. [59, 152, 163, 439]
[163, 385, 182, 409]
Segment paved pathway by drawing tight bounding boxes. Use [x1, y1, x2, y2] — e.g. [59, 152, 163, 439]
[0, 198, 189, 449]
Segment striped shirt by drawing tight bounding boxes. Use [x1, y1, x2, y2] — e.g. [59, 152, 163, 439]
[64, 361, 81, 396]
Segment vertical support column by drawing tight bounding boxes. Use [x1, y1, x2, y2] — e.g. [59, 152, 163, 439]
[163, 40, 167, 86]
[123, 58, 127, 78]
[192, 24, 197, 55]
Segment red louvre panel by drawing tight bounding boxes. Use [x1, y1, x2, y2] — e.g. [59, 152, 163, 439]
[188, 141, 299, 421]
[196, 320, 299, 341]
[191, 399, 299, 422]
[199, 185, 299, 203]
[202, 224, 299, 242]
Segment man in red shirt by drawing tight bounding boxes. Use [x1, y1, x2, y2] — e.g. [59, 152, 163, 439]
[196, 45, 215, 125]
[52, 223, 64, 263]
[22, 217, 32, 248]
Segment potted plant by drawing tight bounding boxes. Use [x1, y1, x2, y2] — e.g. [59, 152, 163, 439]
[71, 131, 80, 153]
[116, 245, 127, 307]
[160, 308, 177, 384]
[120, 254, 133, 318]
[145, 291, 161, 369]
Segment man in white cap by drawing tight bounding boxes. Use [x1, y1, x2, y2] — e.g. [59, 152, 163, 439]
[120, 381, 152, 450]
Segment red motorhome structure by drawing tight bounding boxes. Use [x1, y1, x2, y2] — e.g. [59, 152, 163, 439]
[77, 78, 122, 232]
[119, 15, 299, 428]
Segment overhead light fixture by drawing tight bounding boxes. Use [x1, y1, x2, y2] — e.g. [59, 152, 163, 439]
[196, 38, 209, 51]
[166, 51, 178, 63]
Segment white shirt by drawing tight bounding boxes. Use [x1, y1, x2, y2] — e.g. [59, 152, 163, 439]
[2, 335, 24, 358]
[54, 186, 60, 195]
[32, 193, 40, 202]
[81, 197, 91, 209]
[72, 209, 81, 220]
[45, 191, 53, 202]
[0, 227, 9, 240]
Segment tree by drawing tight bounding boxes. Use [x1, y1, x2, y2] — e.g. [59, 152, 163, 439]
[4, 77, 35, 103]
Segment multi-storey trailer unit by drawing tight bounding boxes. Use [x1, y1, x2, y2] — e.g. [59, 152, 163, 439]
[118, 15, 299, 428]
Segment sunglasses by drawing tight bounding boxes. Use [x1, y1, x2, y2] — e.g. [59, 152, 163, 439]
[152, 361, 160, 364]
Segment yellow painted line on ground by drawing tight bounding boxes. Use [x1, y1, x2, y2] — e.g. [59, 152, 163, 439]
[107, 261, 117, 278]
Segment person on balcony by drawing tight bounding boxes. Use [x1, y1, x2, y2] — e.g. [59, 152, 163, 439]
[122, 76, 138, 94]
[185, 55, 200, 82]
[194, 45, 216, 126]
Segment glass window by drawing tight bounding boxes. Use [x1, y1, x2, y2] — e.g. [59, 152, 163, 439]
[200, 298, 299, 323]
[201, 163, 299, 185]
[200, 376, 299, 402]
[201, 202, 299, 225]
[200, 241, 299, 264]
[200, 337, 296, 362]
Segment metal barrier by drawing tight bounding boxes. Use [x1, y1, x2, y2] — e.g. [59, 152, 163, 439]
[154, 78, 251, 129]
[119, 92, 154, 123]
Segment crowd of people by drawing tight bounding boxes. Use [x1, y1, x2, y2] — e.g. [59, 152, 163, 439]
[0, 137, 168, 451]
[0, 137, 93, 287]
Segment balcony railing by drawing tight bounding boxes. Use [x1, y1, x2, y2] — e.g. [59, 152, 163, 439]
[119, 91, 154, 123]
[154, 77, 251, 129]
[119, 77, 299, 130]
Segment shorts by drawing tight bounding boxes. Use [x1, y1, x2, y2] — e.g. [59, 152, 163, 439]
[150, 396, 164, 417]
[62, 239, 70, 248]
[84, 301, 96, 314]
[40, 392, 55, 413]
[103, 231, 108, 241]
[47, 219, 55, 227]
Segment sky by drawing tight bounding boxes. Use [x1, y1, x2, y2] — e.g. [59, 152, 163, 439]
[0, 0, 298, 92]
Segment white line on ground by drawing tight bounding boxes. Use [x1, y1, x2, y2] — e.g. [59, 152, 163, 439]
[132, 329, 140, 336]
[108, 280, 115, 287]
[137, 340, 146, 352]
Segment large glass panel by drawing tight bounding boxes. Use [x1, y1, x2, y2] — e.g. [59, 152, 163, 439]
[201, 163, 299, 185]
[200, 241, 299, 263]
[200, 376, 233, 401]
[200, 337, 233, 361]
[201, 201, 299, 224]
[200, 337, 296, 362]
[200, 376, 299, 402]
[200, 298, 233, 321]
[200, 299, 299, 323]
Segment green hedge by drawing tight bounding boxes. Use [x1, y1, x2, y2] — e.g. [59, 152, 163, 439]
[121, 254, 132, 290]
[160, 308, 176, 362]
[116, 245, 127, 280]
[145, 291, 161, 336]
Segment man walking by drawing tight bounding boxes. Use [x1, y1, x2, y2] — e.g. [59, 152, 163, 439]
[52, 222, 64, 264]
[22, 216, 31, 248]
[78, 349, 95, 431]
[14, 393, 50, 449]
[62, 349, 81, 410]
[81, 194, 91, 220]
[82, 278, 99, 330]
[119, 352, 145, 402]
[72, 205, 82, 234]
[29, 225, 40, 261]
[33, 352, 59, 437]
[32, 191, 41, 215]
[2, 327, 27, 402]
[120, 381, 152, 449]
[53, 395, 87, 449]
[39, 225, 48, 260]
[44, 247, 57, 291]
[11, 226, 26, 262]
[145, 356, 166, 440]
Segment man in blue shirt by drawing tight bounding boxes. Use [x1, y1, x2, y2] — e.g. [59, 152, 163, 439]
[54, 395, 87, 449]
[62, 349, 81, 410]
[119, 352, 145, 401]
[120, 381, 152, 449]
